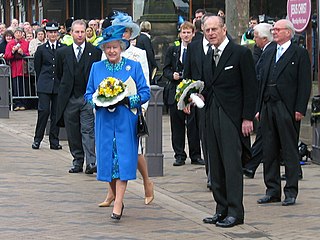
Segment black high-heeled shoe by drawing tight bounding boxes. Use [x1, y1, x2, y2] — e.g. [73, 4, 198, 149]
[110, 203, 124, 220]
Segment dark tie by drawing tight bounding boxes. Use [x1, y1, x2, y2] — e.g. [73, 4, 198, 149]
[77, 46, 82, 62]
[207, 43, 213, 56]
[51, 43, 55, 52]
[214, 48, 220, 66]
[182, 48, 187, 64]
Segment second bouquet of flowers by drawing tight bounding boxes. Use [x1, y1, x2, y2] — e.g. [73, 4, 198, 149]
[92, 77, 128, 107]
[175, 79, 204, 110]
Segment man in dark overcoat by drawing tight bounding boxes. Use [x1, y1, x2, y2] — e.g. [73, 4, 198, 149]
[55, 19, 102, 174]
[32, 22, 65, 150]
[163, 21, 203, 166]
[256, 19, 311, 206]
[201, 16, 257, 228]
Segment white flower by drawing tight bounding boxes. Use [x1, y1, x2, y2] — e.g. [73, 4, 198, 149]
[126, 65, 131, 71]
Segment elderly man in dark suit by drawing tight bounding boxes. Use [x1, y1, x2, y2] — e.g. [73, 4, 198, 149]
[256, 19, 311, 206]
[32, 22, 65, 150]
[55, 19, 102, 174]
[201, 16, 257, 228]
[242, 22, 275, 178]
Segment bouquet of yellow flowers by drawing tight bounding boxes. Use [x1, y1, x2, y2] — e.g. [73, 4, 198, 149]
[92, 77, 128, 107]
[175, 79, 204, 110]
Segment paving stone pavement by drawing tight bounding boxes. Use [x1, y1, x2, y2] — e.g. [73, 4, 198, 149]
[0, 110, 320, 240]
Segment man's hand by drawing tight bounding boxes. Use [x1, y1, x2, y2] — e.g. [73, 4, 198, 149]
[295, 112, 304, 121]
[242, 119, 253, 137]
[183, 104, 191, 114]
[173, 72, 181, 81]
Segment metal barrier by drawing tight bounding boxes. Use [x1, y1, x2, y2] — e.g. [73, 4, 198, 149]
[0, 58, 10, 118]
[8, 56, 37, 110]
[145, 85, 164, 177]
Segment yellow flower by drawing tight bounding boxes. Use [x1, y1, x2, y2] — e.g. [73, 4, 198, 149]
[97, 77, 126, 100]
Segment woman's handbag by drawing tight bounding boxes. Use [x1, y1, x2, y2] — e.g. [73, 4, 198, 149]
[137, 107, 149, 137]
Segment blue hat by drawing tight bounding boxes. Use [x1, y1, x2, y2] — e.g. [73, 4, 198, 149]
[97, 25, 129, 50]
[111, 12, 140, 40]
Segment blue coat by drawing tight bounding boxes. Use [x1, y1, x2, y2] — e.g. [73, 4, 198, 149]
[85, 58, 150, 182]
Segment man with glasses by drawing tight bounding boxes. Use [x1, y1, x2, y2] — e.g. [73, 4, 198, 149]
[256, 19, 311, 206]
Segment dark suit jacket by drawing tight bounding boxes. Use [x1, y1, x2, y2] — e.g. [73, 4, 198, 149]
[136, 33, 157, 81]
[55, 42, 102, 127]
[257, 42, 311, 119]
[183, 38, 205, 80]
[34, 41, 65, 94]
[203, 40, 257, 126]
[163, 45, 184, 105]
[202, 40, 257, 156]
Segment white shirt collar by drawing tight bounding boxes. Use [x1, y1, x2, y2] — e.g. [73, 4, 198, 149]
[277, 40, 291, 54]
[262, 41, 271, 52]
[214, 36, 229, 54]
[73, 42, 85, 53]
[49, 41, 57, 47]
[202, 37, 210, 54]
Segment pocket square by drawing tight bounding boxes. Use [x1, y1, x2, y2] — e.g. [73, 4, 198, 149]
[291, 62, 295, 64]
[224, 66, 233, 70]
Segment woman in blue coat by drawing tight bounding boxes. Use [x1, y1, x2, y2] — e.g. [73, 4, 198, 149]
[84, 25, 150, 220]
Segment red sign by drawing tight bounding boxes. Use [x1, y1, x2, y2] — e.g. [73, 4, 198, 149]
[287, 0, 311, 32]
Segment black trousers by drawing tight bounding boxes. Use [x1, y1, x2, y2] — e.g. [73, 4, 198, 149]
[64, 95, 96, 167]
[169, 103, 201, 161]
[244, 126, 263, 172]
[34, 92, 59, 145]
[197, 107, 210, 181]
[206, 99, 244, 219]
[261, 100, 300, 199]
[244, 125, 303, 176]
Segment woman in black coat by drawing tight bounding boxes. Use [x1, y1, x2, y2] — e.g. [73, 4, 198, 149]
[0, 30, 14, 55]
[136, 21, 158, 84]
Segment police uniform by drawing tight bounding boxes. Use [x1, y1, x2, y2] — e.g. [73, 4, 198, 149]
[32, 22, 66, 149]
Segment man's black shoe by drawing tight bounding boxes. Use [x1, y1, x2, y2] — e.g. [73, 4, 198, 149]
[203, 213, 225, 224]
[173, 159, 185, 166]
[281, 173, 303, 181]
[32, 141, 40, 149]
[69, 166, 83, 173]
[282, 197, 296, 206]
[191, 158, 205, 165]
[50, 144, 62, 150]
[257, 195, 281, 204]
[85, 163, 97, 174]
[243, 168, 255, 178]
[216, 216, 244, 228]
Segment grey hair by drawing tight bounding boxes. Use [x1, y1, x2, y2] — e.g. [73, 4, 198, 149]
[119, 40, 127, 51]
[71, 19, 86, 31]
[203, 15, 225, 28]
[254, 23, 273, 42]
[284, 20, 295, 38]
[101, 40, 127, 51]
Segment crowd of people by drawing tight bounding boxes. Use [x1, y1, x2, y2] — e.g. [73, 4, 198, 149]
[0, 8, 312, 227]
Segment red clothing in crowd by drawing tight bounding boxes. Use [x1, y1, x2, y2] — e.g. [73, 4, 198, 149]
[4, 38, 30, 78]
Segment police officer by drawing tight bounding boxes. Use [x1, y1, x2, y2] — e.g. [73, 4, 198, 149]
[32, 22, 66, 150]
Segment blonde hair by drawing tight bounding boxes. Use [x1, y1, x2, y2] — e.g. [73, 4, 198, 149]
[180, 21, 195, 32]
[140, 21, 151, 32]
